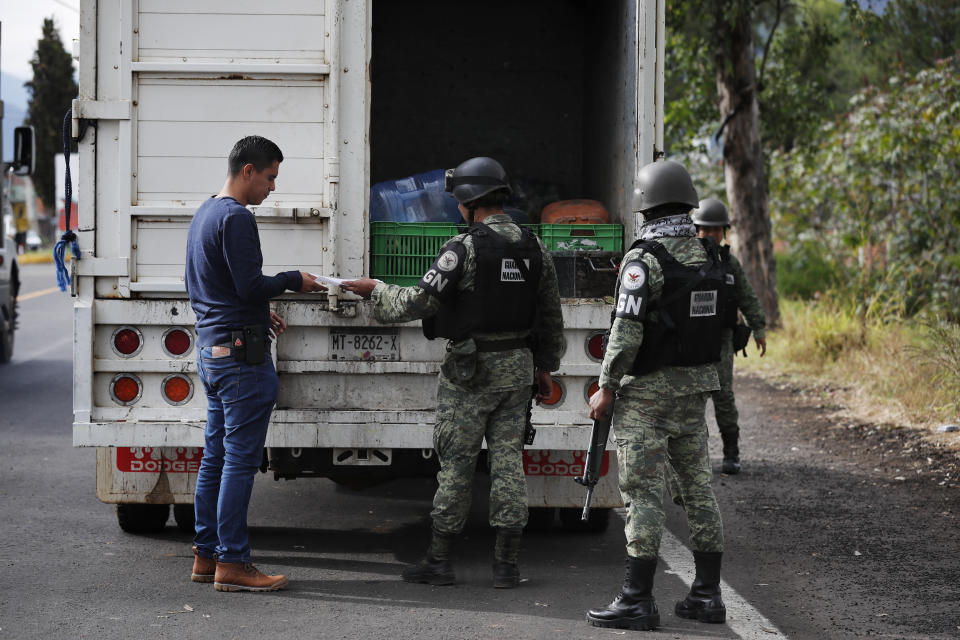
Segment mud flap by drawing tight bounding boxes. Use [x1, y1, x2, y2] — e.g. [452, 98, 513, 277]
[96, 446, 200, 504]
[523, 449, 622, 508]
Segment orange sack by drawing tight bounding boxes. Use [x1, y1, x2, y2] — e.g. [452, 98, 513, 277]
[540, 199, 610, 224]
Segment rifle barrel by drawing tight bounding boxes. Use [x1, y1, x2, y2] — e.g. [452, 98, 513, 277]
[582, 487, 594, 522]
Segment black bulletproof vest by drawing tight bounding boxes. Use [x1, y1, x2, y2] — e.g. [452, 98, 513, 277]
[719, 245, 739, 328]
[629, 238, 727, 375]
[423, 224, 542, 341]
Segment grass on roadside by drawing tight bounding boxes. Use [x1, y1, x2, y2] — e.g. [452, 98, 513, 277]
[16, 249, 57, 264]
[738, 298, 960, 429]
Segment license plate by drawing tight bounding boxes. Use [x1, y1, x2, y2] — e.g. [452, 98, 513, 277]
[330, 328, 400, 361]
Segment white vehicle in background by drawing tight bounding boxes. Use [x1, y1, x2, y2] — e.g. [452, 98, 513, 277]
[0, 211, 18, 363]
[1, 53, 36, 363]
[70, 0, 666, 534]
[25, 230, 42, 252]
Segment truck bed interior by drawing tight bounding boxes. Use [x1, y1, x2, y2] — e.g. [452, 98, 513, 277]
[371, 0, 638, 224]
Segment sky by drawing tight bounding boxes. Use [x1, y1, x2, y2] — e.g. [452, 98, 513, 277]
[1, 0, 80, 158]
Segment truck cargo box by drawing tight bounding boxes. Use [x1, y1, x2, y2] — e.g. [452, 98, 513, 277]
[70, 0, 664, 532]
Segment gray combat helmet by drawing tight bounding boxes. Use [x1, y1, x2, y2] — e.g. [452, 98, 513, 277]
[631, 159, 699, 214]
[692, 198, 731, 227]
[445, 157, 512, 205]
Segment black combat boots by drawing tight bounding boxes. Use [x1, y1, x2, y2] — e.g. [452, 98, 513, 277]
[675, 551, 727, 623]
[721, 433, 741, 474]
[492, 527, 522, 588]
[401, 528, 455, 586]
[586, 556, 660, 630]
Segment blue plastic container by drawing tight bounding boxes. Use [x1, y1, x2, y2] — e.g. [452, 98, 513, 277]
[369, 169, 462, 223]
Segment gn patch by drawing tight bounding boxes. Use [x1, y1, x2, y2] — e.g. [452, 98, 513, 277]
[501, 258, 531, 282]
[616, 260, 648, 320]
[419, 241, 466, 301]
[689, 290, 718, 317]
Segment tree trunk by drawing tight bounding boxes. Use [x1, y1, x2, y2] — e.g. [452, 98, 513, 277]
[714, 4, 781, 327]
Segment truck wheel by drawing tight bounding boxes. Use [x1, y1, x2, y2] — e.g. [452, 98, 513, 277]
[0, 320, 11, 363]
[0, 299, 13, 364]
[1, 264, 18, 364]
[116, 504, 169, 533]
[525, 507, 556, 532]
[173, 504, 196, 534]
[559, 507, 611, 533]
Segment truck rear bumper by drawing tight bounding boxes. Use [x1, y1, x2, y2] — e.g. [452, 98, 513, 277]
[74, 417, 595, 449]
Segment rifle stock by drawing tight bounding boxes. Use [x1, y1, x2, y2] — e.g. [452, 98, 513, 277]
[574, 400, 614, 521]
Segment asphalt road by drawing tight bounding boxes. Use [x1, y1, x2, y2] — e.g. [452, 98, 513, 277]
[1, 263, 957, 640]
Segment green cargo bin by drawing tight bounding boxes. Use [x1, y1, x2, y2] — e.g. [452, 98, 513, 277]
[371, 221, 622, 286]
[370, 221, 546, 285]
[538, 223, 623, 252]
[370, 222, 463, 286]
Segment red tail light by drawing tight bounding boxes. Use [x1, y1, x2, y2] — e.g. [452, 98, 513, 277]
[585, 379, 600, 402]
[540, 379, 565, 407]
[162, 374, 193, 405]
[110, 374, 142, 405]
[162, 327, 193, 357]
[586, 332, 605, 361]
[112, 327, 143, 357]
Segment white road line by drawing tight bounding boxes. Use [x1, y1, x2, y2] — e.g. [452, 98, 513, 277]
[659, 525, 786, 639]
[17, 286, 60, 301]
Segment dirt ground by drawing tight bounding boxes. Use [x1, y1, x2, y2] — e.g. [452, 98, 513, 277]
[710, 372, 960, 639]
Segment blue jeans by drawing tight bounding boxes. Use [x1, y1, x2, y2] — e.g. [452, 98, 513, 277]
[193, 347, 278, 563]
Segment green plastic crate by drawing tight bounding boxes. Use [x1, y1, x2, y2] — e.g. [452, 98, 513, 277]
[371, 222, 462, 285]
[370, 221, 542, 285]
[538, 223, 623, 252]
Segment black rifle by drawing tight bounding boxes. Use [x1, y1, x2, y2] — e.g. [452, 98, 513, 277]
[524, 384, 537, 446]
[574, 399, 614, 521]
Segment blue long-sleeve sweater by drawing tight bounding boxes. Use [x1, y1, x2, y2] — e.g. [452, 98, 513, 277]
[185, 196, 302, 347]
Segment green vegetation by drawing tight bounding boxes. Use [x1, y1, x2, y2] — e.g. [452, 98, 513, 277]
[739, 300, 960, 426]
[761, 56, 960, 426]
[665, 0, 960, 426]
[769, 56, 960, 321]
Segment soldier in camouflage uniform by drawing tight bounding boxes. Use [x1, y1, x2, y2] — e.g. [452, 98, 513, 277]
[342, 157, 563, 589]
[585, 160, 727, 631]
[692, 198, 767, 474]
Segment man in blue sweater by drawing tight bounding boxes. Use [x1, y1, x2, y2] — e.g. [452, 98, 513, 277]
[185, 136, 324, 592]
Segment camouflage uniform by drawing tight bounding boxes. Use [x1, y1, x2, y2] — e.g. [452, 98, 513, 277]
[713, 252, 766, 442]
[371, 213, 564, 533]
[599, 234, 723, 560]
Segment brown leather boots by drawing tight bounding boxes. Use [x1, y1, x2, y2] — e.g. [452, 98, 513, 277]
[191, 547, 287, 591]
[191, 546, 216, 583]
[213, 561, 288, 592]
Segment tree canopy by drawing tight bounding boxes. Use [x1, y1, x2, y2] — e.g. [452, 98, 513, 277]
[24, 17, 77, 214]
[666, 0, 960, 321]
[667, 0, 959, 157]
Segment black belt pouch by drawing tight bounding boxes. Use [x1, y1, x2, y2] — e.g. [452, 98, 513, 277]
[232, 325, 266, 365]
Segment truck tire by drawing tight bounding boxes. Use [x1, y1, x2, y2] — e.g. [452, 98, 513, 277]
[173, 504, 196, 534]
[559, 507, 611, 533]
[0, 316, 11, 363]
[1, 263, 18, 364]
[0, 298, 14, 364]
[525, 507, 556, 532]
[116, 504, 169, 533]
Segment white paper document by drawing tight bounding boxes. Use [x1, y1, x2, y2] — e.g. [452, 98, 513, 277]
[310, 274, 348, 287]
[308, 274, 382, 288]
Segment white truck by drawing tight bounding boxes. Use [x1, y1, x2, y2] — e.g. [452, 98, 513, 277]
[70, 0, 665, 534]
